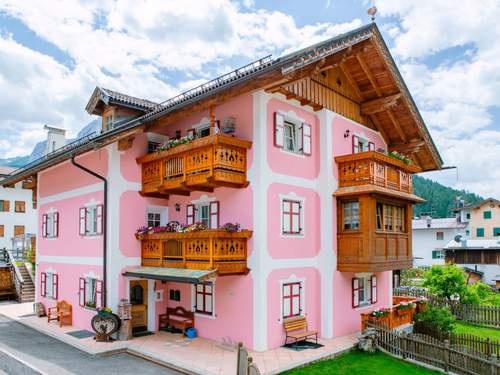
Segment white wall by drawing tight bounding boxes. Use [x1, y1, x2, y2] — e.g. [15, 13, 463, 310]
[0, 182, 37, 249]
[412, 228, 462, 267]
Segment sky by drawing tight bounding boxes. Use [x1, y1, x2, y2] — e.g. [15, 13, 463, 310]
[1, 0, 500, 198]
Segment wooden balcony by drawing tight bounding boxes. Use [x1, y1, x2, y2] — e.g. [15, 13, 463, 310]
[136, 230, 252, 275]
[137, 134, 252, 197]
[338, 230, 413, 272]
[335, 151, 421, 198]
[361, 296, 417, 331]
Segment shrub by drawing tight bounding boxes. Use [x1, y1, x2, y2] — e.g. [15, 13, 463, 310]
[422, 265, 467, 301]
[414, 306, 456, 333]
[463, 282, 500, 306]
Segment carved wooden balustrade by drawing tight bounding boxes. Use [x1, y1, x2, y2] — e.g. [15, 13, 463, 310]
[336, 151, 421, 194]
[136, 230, 252, 275]
[137, 134, 252, 197]
[361, 296, 417, 331]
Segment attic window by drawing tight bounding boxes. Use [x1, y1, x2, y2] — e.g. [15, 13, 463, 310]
[105, 113, 114, 130]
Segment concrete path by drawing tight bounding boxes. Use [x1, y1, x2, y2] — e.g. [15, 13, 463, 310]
[0, 314, 181, 375]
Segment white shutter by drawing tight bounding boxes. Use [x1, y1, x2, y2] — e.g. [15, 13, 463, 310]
[368, 141, 375, 151]
[209, 201, 219, 229]
[352, 278, 360, 308]
[352, 135, 360, 154]
[186, 205, 195, 225]
[274, 113, 285, 148]
[291, 202, 300, 233]
[371, 275, 378, 304]
[96, 205, 103, 234]
[79, 208, 86, 235]
[302, 123, 312, 155]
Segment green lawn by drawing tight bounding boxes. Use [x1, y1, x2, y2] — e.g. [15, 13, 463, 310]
[454, 322, 500, 340]
[282, 349, 439, 375]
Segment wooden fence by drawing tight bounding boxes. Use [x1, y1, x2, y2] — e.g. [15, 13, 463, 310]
[368, 323, 500, 375]
[394, 288, 500, 327]
[413, 321, 500, 361]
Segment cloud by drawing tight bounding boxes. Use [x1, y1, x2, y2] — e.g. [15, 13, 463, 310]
[0, 0, 362, 159]
[375, 0, 500, 197]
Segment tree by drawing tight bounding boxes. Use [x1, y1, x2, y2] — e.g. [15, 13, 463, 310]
[423, 265, 467, 300]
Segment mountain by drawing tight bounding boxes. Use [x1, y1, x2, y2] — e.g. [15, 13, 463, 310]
[0, 119, 100, 168]
[412, 175, 483, 218]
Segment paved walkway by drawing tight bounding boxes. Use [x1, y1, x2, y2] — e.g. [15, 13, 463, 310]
[0, 314, 180, 375]
[0, 302, 358, 374]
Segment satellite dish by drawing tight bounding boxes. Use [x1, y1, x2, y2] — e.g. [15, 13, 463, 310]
[454, 234, 462, 243]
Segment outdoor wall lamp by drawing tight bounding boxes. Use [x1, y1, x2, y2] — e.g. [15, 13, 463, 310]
[344, 129, 350, 138]
[175, 203, 181, 212]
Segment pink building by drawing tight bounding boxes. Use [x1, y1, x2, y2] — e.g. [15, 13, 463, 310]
[2, 24, 441, 351]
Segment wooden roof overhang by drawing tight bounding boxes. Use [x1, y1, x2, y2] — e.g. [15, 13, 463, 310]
[333, 185, 425, 203]
[1, 23, 441, 188]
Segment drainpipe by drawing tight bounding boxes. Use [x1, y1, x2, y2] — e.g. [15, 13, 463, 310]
[71, 154, 108, 307]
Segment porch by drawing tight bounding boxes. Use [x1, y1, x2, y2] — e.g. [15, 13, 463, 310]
[0, 302, 357, 375]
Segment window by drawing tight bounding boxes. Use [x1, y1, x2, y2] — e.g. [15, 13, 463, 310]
[79, 277, 103, 309]
[466, 230, 470, 236]
[343, 201, 359, 230]
[436, 231, 444, 241]
[432, 249, 444, 259]
[105, 113, 114, 130]
[79, 205, 103, 236]
[147, 212, 161, 227]
[0, 200, 9, 212]
[282, 282, 302, 319]
[14, 225, 24, 236]
[147, 141, 161, 153]
[274, 113, 311, 155]
[484, 211, 492, 219]
[14, 201, 25, 213]
[0, 225, 3, 237]
[352, 275, 377, 308]
[197, 126, 211, 138]
[169, 289, 181, 301]
[195, 283, 213, 315]
[42, 212, 59, 238]
[466, 213, 471, 220]
[494, 228, 500, 237]
[186, 202, 219, 228]
[282, 200, 302, 235]
[476, 228, 485, 237]
[40, 272, 58, 300]
[352, 135, 375, 154]
[376, 203, 406, 233]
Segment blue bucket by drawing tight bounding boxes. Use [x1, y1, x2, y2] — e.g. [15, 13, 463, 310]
[185, 327, 197, 339]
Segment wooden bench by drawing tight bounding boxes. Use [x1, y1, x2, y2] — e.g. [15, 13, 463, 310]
[47, 300, 72, 327]
[159, 306, 194, 333]
[283, 316, 318, 347]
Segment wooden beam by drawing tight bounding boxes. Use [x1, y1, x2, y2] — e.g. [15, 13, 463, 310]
[387, 109, 407, 143]
[369, 114, 390, 146]
[339, 63, 362, 100]
[117, 135, 135, 151]
[389, 140, 426, 153]
[361, 93, 401, 115]
[355, 54, 382, 97]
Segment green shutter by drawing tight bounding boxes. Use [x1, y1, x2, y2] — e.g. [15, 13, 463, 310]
[477, 228, 485, 237]
[494, 228, 500, 237]
[484, 211, 492, 219]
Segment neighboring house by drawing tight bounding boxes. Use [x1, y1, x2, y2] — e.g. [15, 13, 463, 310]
[0, 167, 37, 251]
[444, 238, 500, 288]
[454, 198, 500, 239]
[412, 217, 467, 267]
[0, 24, 442, 351]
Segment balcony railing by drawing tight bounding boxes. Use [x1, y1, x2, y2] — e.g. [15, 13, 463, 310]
[137, 134, 252, 197]
[336, 151, 421, 194]
[136, 229, 252, 275]
[361, 296, 417, 331]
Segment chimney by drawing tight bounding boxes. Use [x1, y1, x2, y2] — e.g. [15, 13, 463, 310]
[44, 125, 66, 155]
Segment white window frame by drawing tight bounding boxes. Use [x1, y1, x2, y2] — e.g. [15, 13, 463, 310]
[85, 277, 98, 309]
[195, 203, 211, 228]
[278, 275, 306, 322]
[279, 193, 305, 238]
[353, 133, 373, 154]
[45, 272, 55, 299]
[276, 111, 309, 157]
[354, 273, 374, 308]
[146, 205, 167, 227]
[191, 279, 216, 319]
[44, 209, 59, 239]
[85, 206, 99, 235]
[432, 249, 445, 259]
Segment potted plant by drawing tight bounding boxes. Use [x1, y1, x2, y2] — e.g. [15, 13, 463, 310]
[394, 302, 415, 316]
[85, 301, 97, 309]
[370, 308, 390, 320]
[220, 222, 241, 233]
[387, 151, 412, 165]
[98, 307, 113, 317]
[415, 298, 428, 313]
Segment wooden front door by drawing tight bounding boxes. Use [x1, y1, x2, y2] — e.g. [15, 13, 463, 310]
[130, 280, 148, 330]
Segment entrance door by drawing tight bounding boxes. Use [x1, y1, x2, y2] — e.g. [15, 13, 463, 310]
[130, 280, 148, 333]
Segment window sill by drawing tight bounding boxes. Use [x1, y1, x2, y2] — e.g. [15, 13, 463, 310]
[280, 149, 307, 158]
[84, 306, 97, 312]
[354, 303, 374, 311]
[195, 312, 216, 320]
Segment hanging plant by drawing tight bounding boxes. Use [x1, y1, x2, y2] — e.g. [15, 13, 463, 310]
[387, 151, 412, 165]
[157, 136, 192, 152]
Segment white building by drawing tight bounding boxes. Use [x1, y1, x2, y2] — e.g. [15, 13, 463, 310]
[412, 217, 468, 267]
[0, 167, 37, 250]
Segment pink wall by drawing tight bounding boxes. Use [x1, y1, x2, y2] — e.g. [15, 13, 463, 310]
[39, 191, 104, 257]
[267, 183, 320, 259]
[332, 270, 391, 337]
[121, 133, 148, 183]
[38, 262, 103, 331]
[267, 98, 320, 180]
[267, 267, 321, 349]
[331, 115, 386, 177]
[39, 150, 108, 198]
